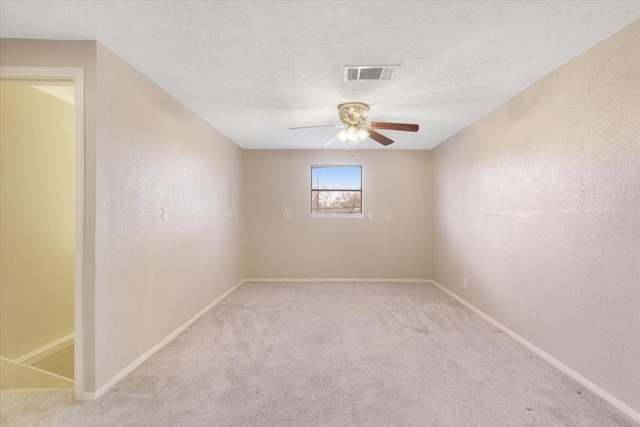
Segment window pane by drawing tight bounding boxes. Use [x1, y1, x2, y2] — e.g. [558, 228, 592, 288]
[311, 166, 362, 216]
[311, 166, 361, 190]
[312, 190, 362, 215]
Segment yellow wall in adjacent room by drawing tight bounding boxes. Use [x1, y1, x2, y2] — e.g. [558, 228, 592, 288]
[32, 344, 75, 380]
[0, 82, 75, 362]
[0, 358, 73, 389]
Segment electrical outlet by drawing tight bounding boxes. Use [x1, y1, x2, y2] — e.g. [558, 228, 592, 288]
[386, 213, 391, 221]
[464, 279, 468, 290]
[283, 211, 291, 219]
[162, 207, 168, 221]
[368, 213, 373, 220]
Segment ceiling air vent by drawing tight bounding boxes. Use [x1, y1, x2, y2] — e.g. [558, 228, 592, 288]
[344, 66, 398, 81]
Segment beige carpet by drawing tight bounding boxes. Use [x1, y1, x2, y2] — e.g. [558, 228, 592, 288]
[1, 281, 635, 426]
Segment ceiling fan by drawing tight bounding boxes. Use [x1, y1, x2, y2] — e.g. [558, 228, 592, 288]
[290, 102, 419, 146]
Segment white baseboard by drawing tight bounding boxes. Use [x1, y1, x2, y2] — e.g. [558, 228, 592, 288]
[244, 278, 429, 283]
[91, 279, 245, 400]
[78, 391, 96, 401]
[14, 333, 75, 365]
[428, 280, 640, 423]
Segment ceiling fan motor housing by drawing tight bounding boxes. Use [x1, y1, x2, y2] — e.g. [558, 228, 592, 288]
[338, 102, 369, 125]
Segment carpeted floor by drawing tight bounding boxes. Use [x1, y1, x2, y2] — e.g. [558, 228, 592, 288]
[1, 281, 635, 426]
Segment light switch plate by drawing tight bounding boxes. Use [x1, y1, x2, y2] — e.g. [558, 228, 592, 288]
[162, 207, 168, 221]
[283, 211, 291, 219]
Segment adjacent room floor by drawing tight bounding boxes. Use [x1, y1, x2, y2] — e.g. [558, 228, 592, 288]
[1, 281, 635, 426]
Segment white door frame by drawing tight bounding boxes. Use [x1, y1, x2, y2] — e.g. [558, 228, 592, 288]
[0, 66, 86, 400]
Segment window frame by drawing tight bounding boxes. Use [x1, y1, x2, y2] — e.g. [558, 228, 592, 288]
[310, 165, 363, 218]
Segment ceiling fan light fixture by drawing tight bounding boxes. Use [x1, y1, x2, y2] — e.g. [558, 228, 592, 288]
[337, 126, 370, 144]
[345, 126, 361, 144]
[357, 128, 369, 141]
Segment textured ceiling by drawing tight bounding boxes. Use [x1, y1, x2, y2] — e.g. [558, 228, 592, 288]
[2, 1, 639, 149]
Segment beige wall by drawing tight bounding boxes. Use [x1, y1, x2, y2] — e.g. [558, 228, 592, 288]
[1, 40, 244, 393]
[93, 44, 243, 389]
[0, 83, 75, 359]
[243, 150, 431, 279]
[431, 19, 640, 413]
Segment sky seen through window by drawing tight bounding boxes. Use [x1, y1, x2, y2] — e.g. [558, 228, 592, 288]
[311, 166, 361, 190]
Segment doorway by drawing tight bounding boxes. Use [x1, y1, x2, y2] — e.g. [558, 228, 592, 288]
[0, 67, 85, 399]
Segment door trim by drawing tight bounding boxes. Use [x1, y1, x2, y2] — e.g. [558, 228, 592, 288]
[0, 66, 86, 400]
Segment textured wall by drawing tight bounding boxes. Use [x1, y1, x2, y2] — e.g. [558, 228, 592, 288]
[243, 150, 431, 279]
[94, 44, 243, 389]
[431, 19, 640, 412]
[0, 38, 98, 391]
[0, 83, 75, 359]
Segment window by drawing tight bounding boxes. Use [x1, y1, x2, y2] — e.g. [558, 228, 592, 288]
[311, 166, 362, 216]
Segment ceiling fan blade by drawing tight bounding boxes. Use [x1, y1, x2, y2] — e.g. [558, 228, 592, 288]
[369, 122, 419, 132]
[368, 129, 394, 146]
[290, 124, 343, 130]
[323, 131, 343, 146]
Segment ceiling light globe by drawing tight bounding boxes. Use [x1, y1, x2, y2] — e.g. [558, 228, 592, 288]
[346, 128, 359, 143]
